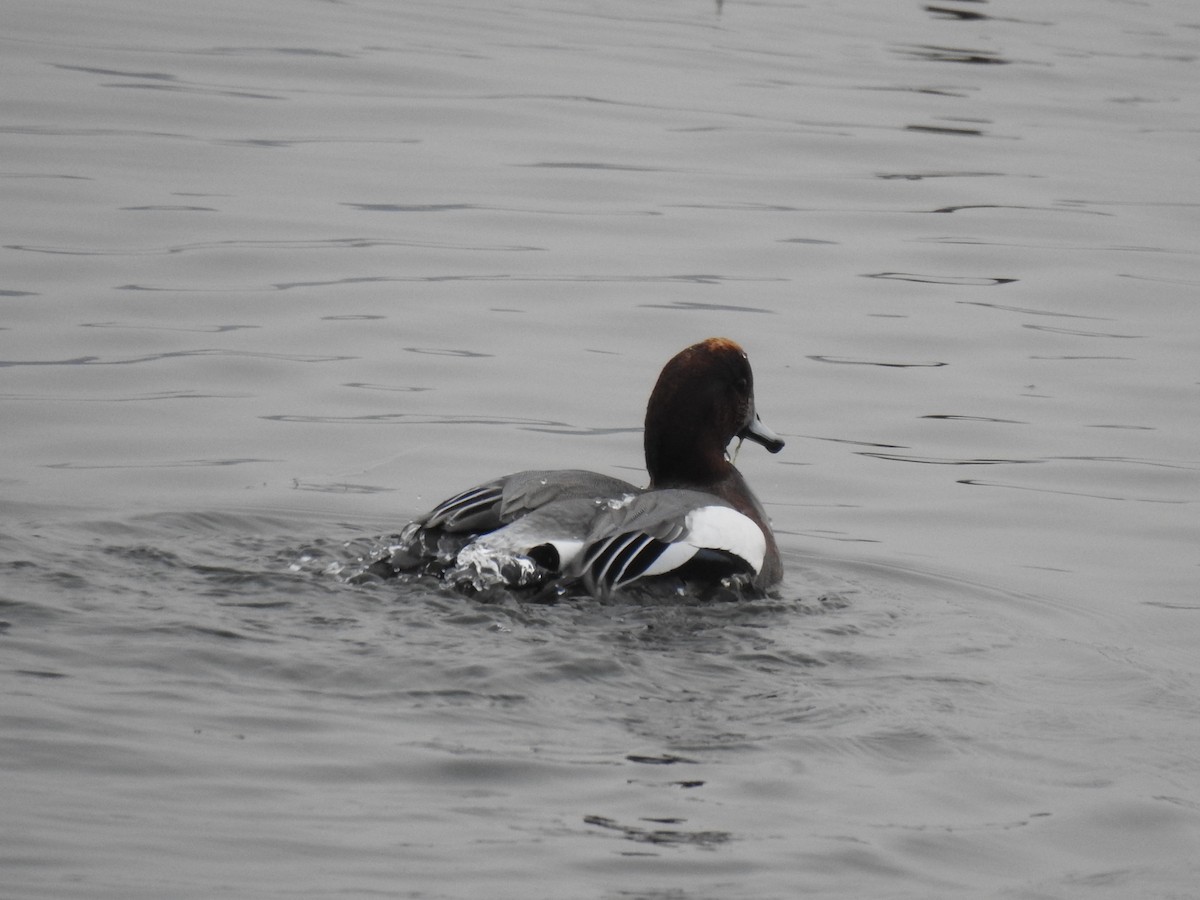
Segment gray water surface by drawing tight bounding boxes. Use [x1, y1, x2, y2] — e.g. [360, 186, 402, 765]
[3, 2, 1198, 898]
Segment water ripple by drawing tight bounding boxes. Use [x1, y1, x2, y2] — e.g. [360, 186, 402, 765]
[865, 272, 1017, 286]
[6, 236, 544, 256]
[876, 170, 1006, 180]
[1022, 324, 1144, 339]
[343, 382, 431, 393]
[637, 300, 776, 314]
[0, 390, 253, 403]
[959, 479, 1190, 504]
[922, 415, 1028, 424]
[905, 123, 988, 137]
[930, 203, 1113, 216]
[895, 44, 1012, 65]
[0, 349, 351, 368]
[52, 63, 286, 101]
[861, 453, 1043, 466]
[81, 322, 260, 333]
[923, 5, 990, 22]
[583, 813, 732, 847]
[809, 355, 946, 368]
[45, 458, 276, 471]
[958, 301, 1113, 320]
[403, 347, 492, 358]
[263, 413, 573, 428]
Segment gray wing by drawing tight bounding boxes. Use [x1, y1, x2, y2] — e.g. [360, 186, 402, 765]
[423, 469, 639, 533]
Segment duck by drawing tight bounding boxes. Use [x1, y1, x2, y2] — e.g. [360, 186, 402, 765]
[366, 337, 784, 598]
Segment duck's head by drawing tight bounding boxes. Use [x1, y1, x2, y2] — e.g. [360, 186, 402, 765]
[644, 337, 784, 487]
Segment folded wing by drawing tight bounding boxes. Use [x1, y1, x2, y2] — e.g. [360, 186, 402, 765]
[576, 490, 767, 598]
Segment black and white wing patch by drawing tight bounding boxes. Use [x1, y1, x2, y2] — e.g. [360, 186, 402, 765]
[422, 478, 508, 532]
[577, 491, 766, 598]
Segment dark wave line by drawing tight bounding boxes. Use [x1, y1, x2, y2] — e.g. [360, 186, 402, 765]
[45, 458, 276, 470]
[861, 453, 1043, 466]
[864, 272, 1016, 286]
[0, 349, 352, 368]
[5, 236, 545, 256]
[809, 355, 946, 368]
[958, 479, 1189, 503]
[261, 413, 575, 427]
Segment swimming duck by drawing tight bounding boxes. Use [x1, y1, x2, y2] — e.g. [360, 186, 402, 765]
[368, 338, 784, 598]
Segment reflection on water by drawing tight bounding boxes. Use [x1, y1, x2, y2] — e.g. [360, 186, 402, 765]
[923, 5, 992, 23]
[2, 0, 1199, 897]
[864, 272, 1017, 285]
[896, 44, 1010, 65]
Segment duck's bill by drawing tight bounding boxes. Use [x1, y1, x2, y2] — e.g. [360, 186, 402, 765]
[740, 414, 785, 454]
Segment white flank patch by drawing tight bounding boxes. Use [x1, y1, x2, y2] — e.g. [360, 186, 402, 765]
[544, 538, 584, 569]
[638, 505, 765, 578]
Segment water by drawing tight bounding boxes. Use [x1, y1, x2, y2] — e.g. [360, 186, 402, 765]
[2, 1, 1198, 897]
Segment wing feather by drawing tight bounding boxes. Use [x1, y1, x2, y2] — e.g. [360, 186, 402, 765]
[424, 482, 505, 532]
[577, 493, 766, 598]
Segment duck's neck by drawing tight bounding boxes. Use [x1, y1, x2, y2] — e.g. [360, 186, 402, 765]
[644, 421, 732, 489]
